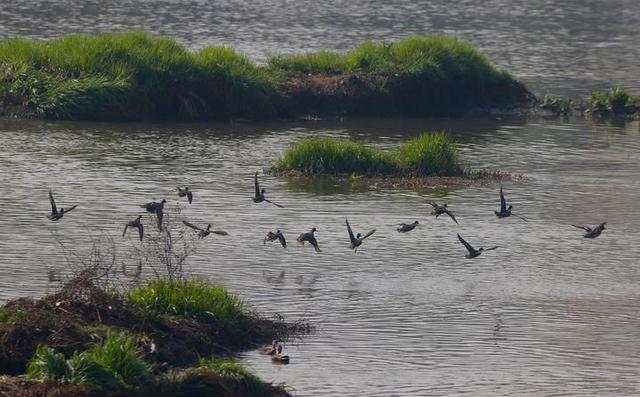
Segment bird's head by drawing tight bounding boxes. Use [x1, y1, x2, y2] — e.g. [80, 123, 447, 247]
[276, 229, 281, 233]
[137, 215, 143, 219]
[479, 247, 485, 252]
[508, 205, 513, 210]
[206, 224, 212, 230]
[161, 199, 167, 204]
[414, 220, 419, 225]
[261, 188, 266, 194]
[356, 233, 362, 239]
[443, 203, 448, 208]
[311, 227, 317, 233]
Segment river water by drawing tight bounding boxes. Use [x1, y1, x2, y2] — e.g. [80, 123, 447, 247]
[2, 1, 640, 396]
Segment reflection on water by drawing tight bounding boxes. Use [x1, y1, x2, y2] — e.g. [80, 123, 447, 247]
[1, 117, 640, 395]
[1, 0, 640, 97]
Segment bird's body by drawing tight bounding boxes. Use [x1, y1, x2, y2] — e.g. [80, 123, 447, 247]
[457, 233, 498, 259]
[47, 189, 77, 221]
[123, 215, 144, 241]
[397, 221, 419, 233]
[264, 230, 287, 248]
[495, 187, 526, 221]
[429, 202, 458, 224]
[297, 227, 321, 253]
[253, 172, 284, 208]
[140, 199, 166, 230]
[183, 221, 228, 238]
[572, 222, 606, 238]
[346, 218, 376, 253]
[271, 344, 290, 364]
[177, 187, 193, 204]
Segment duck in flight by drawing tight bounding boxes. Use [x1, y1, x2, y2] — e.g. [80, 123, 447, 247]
[572, 222, 606, 238]
[183, 221, 228, 238]
[345, 218, 376, 253]
[140, 199, 166, 230]
[264, 230, 287, 248]
[397, 221, 419, 233]
[429, 202, 458, 224]
[495, 187, 527, 221]
[177, 187, 193, 204]
[47, 189, 77, 221]
[297, 227, 321, 253]
[457, 233, 498, 259]
[123, 215, 144, 241]
[253, 172, 284, 208]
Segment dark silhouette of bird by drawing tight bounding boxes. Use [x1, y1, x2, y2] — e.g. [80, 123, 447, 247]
[495, 187, 527, 221]
[397, 221, 419, 233]
[183, 221, 228, 238]
[429, 202, 458, 224]
[123, 215, 144, 241]
[345, 218, 376, 253]
[177, 187, 193, 204]
[140, 199, 166, 230]
[297, 227, 321, 253]
[47, 189, 77, 221]
[457, 233, 498, 259]
[253, 172, 284, 208]
[572, 222, 606, 238]
[264, 230, 287, 248]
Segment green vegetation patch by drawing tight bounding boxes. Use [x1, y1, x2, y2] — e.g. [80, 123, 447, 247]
[274, 132, 463, 176]
[199, 357, 266, 396]
[128, 279, 251, 328]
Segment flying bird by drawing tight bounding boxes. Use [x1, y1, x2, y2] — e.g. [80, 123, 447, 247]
[264, 230, 287, 248]
[397, 221, 419, 233]
[297, 228, 321, 253]
[457, 233, 498, 259]
[177, 187, 193, 204]
[47, 189, 77, 221]
[140, 199, 166, 230]
[495, 187, 526, 221]
[183, 221, 228, 238]
[345, 218, 376, 253]
[123, 215, 144, 241]
[572, 222, 606, 238]
[253, 172, 284, 208]
[429, 202, 458, 224]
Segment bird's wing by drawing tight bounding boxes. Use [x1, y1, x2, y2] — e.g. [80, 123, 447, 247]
[265, 199, 284, 208]
[122, 225, 128, 237]
[278, 233, 287, 248]
[254, 171, 260, 197]
[138, 223, 144, 241]
[156, 209, 163, 230]
[457, 234, 475, 254]
[265, 231, 276, 242]
[361, 229, 376, 240]
[187, 191, 193, 204]
[49, 189, 58, 214]
[500, 187, 507, 212]
[64, 205, 77, 213]
[182, 220, 203, 232]
[345, 218, 356, 244]
[429, 202, 438, 208]
[212, 230, 228, 236]
[484, 246, 499, 251]
[445, 209, 459, 224]
[310, 238, 321, 253]
[512, 213, 528, 222]
[572, 224, 591, 232]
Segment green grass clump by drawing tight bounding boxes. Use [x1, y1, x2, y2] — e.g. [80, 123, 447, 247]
[590, 88, 638, 115]
[128, 279, 250, 327]
[274, 132, 463, 176]
[0, 308, 22, 324]
[26, 332, 151, 390]
[198, 357, 264, 396]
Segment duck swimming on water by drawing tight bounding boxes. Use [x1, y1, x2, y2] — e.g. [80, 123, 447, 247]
[123, 215, 144, 241]
[345, 218, 376, 253]
[429, 202, 458, 224]
[47, 189, 77, 221]
[397, 221, 419, 233]
[183, 221, 228, 238]
[271, 343, 290, 364]
[253, 172, 284, 208]
[457, 233, 498, 259]
[297, 227, 321, 253]
[264, 230, 287, 248]
[572, 222, 606, 238]
[495, 187, 527, 221]
[177, 187, 193, 204]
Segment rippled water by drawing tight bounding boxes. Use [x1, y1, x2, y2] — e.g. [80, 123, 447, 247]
[1, 0, 640, 96]
[1, 117, 640, 395]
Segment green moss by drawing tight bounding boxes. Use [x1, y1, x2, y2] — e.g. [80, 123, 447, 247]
[274, 132, 463, 176]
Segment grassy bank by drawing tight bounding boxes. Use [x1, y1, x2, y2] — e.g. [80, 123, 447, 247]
[0, 32, 532, 121]
[0, 277, 306, 397]
[273, 132, 463, 176]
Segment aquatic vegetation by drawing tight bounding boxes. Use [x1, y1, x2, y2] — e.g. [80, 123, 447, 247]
[274, 132, 463, 176]
[589, 88, 639, 115]
[0, 32, 533, 121]
[127, 279, 250, 328]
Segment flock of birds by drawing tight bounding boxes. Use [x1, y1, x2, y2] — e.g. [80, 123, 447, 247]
[45, 170, 608, 363]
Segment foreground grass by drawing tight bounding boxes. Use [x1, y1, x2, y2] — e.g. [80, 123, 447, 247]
[0, 32, 532, 121]
[274, 132, 463, 176]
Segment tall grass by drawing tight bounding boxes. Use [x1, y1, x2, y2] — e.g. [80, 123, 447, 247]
[127, 279, 250, 327]
[0, 32, 530, 120]
[26, 332, 151, 389]
[274, 132, 463, 176]
[198, 357, 265, 396]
